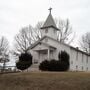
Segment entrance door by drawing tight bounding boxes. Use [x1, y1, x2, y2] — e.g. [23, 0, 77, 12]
[39, 53, 48, 63]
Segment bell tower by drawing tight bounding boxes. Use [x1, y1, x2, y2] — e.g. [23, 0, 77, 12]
[41, 8, 59, 40]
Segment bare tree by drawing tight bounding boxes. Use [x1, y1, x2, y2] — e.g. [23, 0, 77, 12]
[36, 19, 75, 44]
[34, 21, 44, 39]
[0, 36, 9, 60]
[56, 19, 75, 44]
[14, 25, 38, 54]
[14, 18, 74, 55]
[79, 32, 90, 53]
[0, 36, 9, 72]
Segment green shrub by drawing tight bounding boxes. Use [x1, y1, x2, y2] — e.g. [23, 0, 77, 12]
[61, 51, 69, 64]
[16, 53, 32, 71]
[60, 51, 70, 71]
[59, 61, 69, 71]
[48, 59, 59, 71]
[58, 52, 61, 61]
[39, 60, 49, 71]
[39, 51, 70, 71]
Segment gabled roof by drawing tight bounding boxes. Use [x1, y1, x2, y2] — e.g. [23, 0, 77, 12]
[28, 36, 56, 50]
[28, 36, 48, 50]
[41, 13, 59, 30]
[28, 36, 90, 56]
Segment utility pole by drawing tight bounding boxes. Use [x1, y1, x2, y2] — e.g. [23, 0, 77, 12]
[1, 54, 6, 73]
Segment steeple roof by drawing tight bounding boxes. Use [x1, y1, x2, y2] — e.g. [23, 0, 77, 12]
[41, 9, 59, 30]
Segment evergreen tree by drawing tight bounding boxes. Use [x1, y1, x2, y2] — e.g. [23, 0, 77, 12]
[16, 53, 32, 71]
[58, 52, 61, 61]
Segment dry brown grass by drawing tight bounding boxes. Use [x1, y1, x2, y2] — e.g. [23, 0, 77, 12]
[0, 72, 90, 90]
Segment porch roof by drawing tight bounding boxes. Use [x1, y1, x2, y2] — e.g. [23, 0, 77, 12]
[40, 41, 56, 49]
[33, 42, 56, 51]
[29, 38, 56, 50]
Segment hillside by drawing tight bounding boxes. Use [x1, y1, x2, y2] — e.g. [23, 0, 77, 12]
[0, 72, 90, 90]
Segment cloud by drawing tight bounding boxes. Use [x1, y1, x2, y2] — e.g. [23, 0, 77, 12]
[0, 0, 90, 43]
[0, 0, 90, 66]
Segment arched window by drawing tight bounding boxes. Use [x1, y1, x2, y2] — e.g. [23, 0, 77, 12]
[54, 29, 56, 33]
[45, 28, 48, 33]
[86, 56, 88, 63]
[82, 53, 83, 63]
[76, 50, 78, 61]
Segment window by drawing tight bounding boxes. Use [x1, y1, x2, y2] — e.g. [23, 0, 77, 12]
[54, 29, 56, 33]
[45, 28, 48, 33]
[86, 67, 88, 71]
[86, 56, 88, 63]
[82, 53, 83, 63]
[39, 42, 41, 45]
[76, 51, 78, 61]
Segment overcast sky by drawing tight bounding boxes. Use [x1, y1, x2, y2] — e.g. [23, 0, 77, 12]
[0, 0, 90, 45]
[0, 0, 90, 66]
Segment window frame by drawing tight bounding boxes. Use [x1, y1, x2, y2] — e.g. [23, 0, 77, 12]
[45, 28, 48, 33]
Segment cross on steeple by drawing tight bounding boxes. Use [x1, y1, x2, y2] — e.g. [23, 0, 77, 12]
[48, 7, 52, 14]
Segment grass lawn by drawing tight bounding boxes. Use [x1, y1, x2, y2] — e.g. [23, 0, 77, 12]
[0, 72, 90, 90]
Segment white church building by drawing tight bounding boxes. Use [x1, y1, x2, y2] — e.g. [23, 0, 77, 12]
[28, 8, 90, 71]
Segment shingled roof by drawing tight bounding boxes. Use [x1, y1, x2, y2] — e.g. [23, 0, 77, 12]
[41, 12, 59, 30]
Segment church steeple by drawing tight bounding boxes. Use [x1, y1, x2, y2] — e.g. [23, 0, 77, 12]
[41, 8, 59, 40]
[41, 8, 59, 30]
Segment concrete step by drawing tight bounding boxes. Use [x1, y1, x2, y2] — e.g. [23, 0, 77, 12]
[28, 64, 39, 71]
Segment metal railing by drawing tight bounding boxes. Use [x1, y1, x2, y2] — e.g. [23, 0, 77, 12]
[0, 66, 20, 73]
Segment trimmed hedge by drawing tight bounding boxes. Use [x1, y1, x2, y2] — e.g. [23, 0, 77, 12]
[39, 51, 70, 71]
[16, 53, 32, 70]
[39, 60, 49, 71]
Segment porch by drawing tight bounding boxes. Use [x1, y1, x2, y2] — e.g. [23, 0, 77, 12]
[33, 47, 56, 64]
